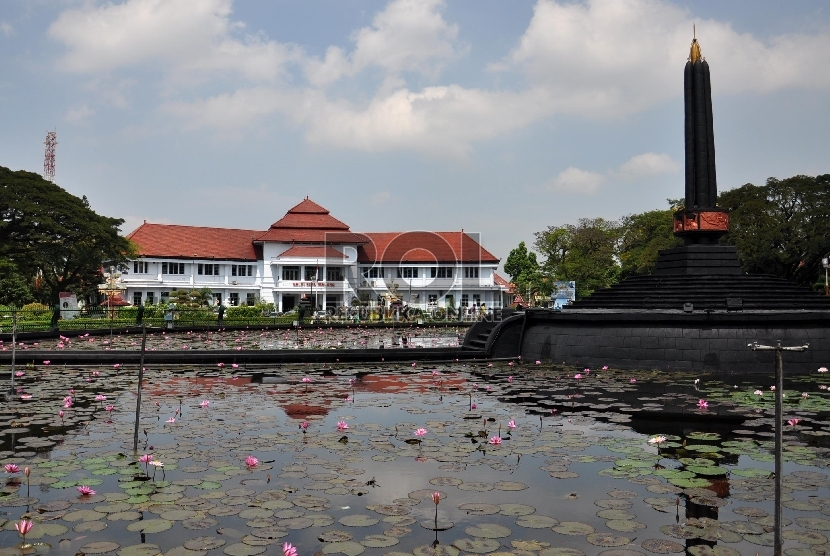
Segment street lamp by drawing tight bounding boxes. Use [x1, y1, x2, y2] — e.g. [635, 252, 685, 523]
[823, 257, 829, 296]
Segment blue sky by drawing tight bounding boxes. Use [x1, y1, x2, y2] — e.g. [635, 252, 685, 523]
[2, 0, 828, 270]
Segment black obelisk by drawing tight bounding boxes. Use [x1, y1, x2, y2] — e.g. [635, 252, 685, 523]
[673, 32, 729, 247]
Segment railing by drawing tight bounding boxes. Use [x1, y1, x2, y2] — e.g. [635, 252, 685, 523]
[0, 304, 486, 334]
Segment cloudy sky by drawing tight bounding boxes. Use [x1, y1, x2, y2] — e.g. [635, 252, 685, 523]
[2, 0, 829, 268]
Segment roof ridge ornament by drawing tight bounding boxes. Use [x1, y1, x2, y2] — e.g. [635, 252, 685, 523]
[689, 24, 702, 64]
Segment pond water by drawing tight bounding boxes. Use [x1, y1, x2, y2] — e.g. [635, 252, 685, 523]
[2, 363, 830, 556]
[3, 328, 464, 352]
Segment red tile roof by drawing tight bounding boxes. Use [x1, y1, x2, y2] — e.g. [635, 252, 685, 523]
[357, 231, 499, 264]
[126, 200, 500, 264]
[127, 223, 261, 261]
[278, 246, 346, 259]
[494, 273, 515, 293]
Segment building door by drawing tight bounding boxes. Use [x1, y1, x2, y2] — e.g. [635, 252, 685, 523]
[282, 295, 296, 312]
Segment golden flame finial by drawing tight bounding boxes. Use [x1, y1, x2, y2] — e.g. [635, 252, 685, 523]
[689, 24, 701, 63]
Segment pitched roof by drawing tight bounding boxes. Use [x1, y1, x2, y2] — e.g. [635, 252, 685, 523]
[255, 197, 366, 243]
[357, 231, 499, 264]
[494, 273, 515, 293]
[127, 223, 261, 261]
[278, 246, 346, 259]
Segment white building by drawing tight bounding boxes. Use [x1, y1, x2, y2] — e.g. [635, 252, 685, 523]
[124, 198, 509, 312]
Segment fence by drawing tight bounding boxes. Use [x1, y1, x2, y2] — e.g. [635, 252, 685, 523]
[0, 304, 485, 334]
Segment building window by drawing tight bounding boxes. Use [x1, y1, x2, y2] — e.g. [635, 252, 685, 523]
[162, 262, 185, 275]
[197, 264, 220, 276]
[133, 261, 149, 273]
[232, 265, 253, 277]
[326, 267, 343, 281]
[464, 267, 479, 278]
[282, 266, 299, 280]
[133, 292, 142, 306]
[305, 266, 319, 281]
[229, 293, 239, 306]
[246, 293, 256, 306]
[161, 291, 170, 303]
[397, 267, 417, 278]
[146, 292, 155, 305]
[362, 267, 380, 278]
[428, 294, 438, 305]
[461, 294, 469, 306]
[431, 267, 452, 278]
[473, 294, 481, 306]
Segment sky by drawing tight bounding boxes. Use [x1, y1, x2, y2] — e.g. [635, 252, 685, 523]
[2, 0, 829, 270]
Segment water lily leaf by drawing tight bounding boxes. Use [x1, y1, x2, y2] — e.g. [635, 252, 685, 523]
[457, 482, 494, 492]
[459, 503, 500, 515]
[606, 520, 646, 533]
[117, 544, 162, 556]
[640, 539, 685, 553]
[412, 546, 460, 556]
[222, 543, 265, 556]
[321, 541, 365, 556]
[429, 477, 462, 486]
[687, 547, 741, 556]
[464, 523, 511, 539]
[795, 517, 830, 531]
[279, 517, 314, 529]
[360, 535, 399, 548]
[107, 511, 142, 521]
[319, 530, 353, 543]
[248, 527, 289, 540]
[493, 481, 527, 491]
[74, 521, 108, 532]
[451, 538, 501, 554]
[80, 542, 120, 554]
[587, 532, 631, 547]
[194, 481, 222, 490]
[63, 509, 107, 522]
[182, 518, 219, 530]
[125, 518, 173, 533]
[538, 549, 586, 556]
[165, 547, 206, 556]
[499, 503, 535, 516]
[338, 515, 379, 527]
[516, 514, 559, 528]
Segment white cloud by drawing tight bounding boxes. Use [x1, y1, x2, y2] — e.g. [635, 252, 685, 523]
[0, 21, 14, 38]
[545, 167, 606, 194]
[48, 0, 294, 82]
[370, 191, 392, 205]
[305, 0, 463, 86]
[617, 152, 679, 180]
[65, 104, 95, 122]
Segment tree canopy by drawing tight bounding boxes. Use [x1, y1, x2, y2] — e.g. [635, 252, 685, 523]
[0, 166, 135, 305]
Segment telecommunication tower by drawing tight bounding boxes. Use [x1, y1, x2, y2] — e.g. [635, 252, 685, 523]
[44, 131, 57, 182]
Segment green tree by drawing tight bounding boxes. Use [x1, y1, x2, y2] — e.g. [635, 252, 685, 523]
[618, 206, 683, 280]
[0, 166, 135, 305]
[718, 174, 830, 289]
[0, 258, 33, 306]
[534, 218, 621, 299]
[504, 241, 547, 300]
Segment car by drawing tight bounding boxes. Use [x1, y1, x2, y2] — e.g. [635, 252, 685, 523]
[311, 310, 330, 322]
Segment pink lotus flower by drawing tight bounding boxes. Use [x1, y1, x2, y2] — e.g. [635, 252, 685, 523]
[507, 376, 513, 382]
[648, 435, 667, 445]
[139, 454, 153, 464]
[535, 360, 541, 365]
[64, 401, 72, 408]
[245, 455, 259, 467]
[166, 417, 176, 423]
[199, 400, 210, 407]
[788, 418, 800, 426]
[818, 367, 828, 373]
[15, 519, 33, 538]
[93, 371, 100, 376]
[471, 403, 477, 409]
[508, 420, 516, 429]
[431, 492, 441, 505]
[302, 377, 311, 383]
[488, 436, 502, 445]
[5, 463, 20, 474]
[95, 395, 107, 402]
[59, 410, 64, 419]
[337, 421, 349, 430]
[105, 405, 114, 412]
[754, 390, 764, 396]
[412, 362, 417, 367]
[770, 385, 776, 391]
[283, 542, 297, 556]
[42, 361, 50, 366]
[630, 378, 636, 383]
[414, 428, 427, 437]
[232, 363, 239, 369]
[217, 362, 225, 368]
[348, 378, 355, 386]
[573, 374, 583, 380]
[602, 365, 608, 370]
[697, 399, 708, 409]
[113, 363, 121, 369]
[300, 421, 309, 431]
[77, 485, 96, 496]
[15, 371, 24, 377]
[69, 389, 75, 394]
[20, 394, 32, 400]
[508, 361, 514, 366]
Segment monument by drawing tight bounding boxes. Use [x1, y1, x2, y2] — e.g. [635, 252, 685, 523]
[481, 34, 830, 373]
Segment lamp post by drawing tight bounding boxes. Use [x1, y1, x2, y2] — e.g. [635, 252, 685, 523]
[823, 257, 829, 296]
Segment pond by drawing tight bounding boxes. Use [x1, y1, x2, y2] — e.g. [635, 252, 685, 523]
[3, 327, 464, 352]
[2, 362, 830, 556]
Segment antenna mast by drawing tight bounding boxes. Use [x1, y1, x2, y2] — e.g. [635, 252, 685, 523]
[44, 131, 57, 182]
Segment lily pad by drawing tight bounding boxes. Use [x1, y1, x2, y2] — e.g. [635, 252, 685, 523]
[451, 538, 501, 554]
[553, 522, 595, 535]
[117, 544, 162, 556]
[499, 503, 535, 516]
[125, 519, 173, 533]
[587, 532, 631, 547]
[464, 523, 512, 539]
[516, 514, 559, 529]
[184, 537, 227, 550]
[321, 541, 365, 556]
[81, 542, 121, 554]
[640, 539, 685, 553]
[338, 515, 379, 527]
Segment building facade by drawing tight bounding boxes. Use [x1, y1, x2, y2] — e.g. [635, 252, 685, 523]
[124, 198, 509, 312]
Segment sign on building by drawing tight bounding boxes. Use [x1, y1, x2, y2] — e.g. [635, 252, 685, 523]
[552, 281, 576, 309]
